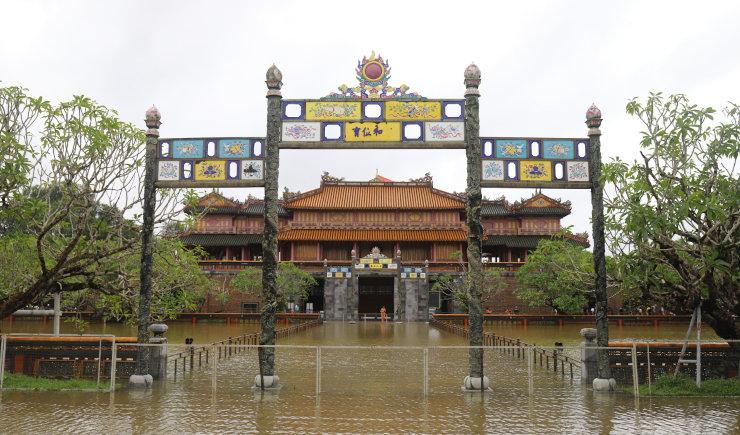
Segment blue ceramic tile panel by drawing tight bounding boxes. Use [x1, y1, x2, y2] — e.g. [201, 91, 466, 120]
[495, 139, 528, 159]
[172, 139, 205, 158]
[219, 139, 251, 158]
[543, 140, 575, 160]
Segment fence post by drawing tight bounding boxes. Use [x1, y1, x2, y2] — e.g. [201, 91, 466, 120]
[315, 346, 321, 396]
[527, 345, 533, 395]
[109, 340, 118, 392]
[631, 344, 639, 397]
[211, 345, 217, 393]
[423, 347, 429, 397]
[646, 343, 652, 395]
[696, 305, 702, 388]
[97, 338, 103, 389]
[0, 334, 6, 389]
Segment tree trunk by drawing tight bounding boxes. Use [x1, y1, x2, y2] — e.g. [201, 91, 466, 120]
[0, 279, 51, 319]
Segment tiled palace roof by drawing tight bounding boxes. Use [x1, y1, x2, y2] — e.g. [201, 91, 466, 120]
[284, 181, 465, 210]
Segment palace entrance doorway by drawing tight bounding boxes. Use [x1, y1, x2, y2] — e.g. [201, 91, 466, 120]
[358, 276, 394, 319]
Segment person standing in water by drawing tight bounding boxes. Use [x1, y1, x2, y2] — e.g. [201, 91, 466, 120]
[380, 306, 387, 322]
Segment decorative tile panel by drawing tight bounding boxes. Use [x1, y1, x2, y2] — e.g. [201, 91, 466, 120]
[425, 121, 464, 142]
[520, 160, 552, 182]
[282, 122, 321, 142]
[194, 160, 226, 181]
[279, 99, 464, 148]
[385, 101, 442, 121]
[241, 160, 263, 180]
[567, 161, 589, 182]
[172, 139, 204, 158]
[495, 139, 528, 159]
[218, 139, 251, 158]
[157, 161, 180, 181]
[482, 160, 504, 181]
[305, 102, 361, 121]
[480, 137, 591, 188]
[344, 122, 401, 142]
[543, 140, 575, 160]
[155, 137, 265, 187]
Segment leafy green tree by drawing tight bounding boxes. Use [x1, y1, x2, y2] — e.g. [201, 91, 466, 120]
[515, 238, 619, 313]
[232, 262, 317, 312]
[603, 94, 739, 342]
[0, 85, 194, 320]
[432, 252, 505, 312]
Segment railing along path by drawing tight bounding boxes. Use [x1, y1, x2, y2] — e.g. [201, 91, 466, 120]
[430, 317, 581, 380]
[168, 318, 323, 380]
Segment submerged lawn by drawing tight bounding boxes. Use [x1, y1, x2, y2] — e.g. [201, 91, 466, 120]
[2, 373, 107, 390]
[641, 375, 740, 396]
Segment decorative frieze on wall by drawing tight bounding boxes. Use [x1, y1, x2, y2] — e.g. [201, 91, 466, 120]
[326, 266, 352, 278]
[155, 137, 265, 187]
[279, 52, 464, 148]
[481, 137, 591, 189]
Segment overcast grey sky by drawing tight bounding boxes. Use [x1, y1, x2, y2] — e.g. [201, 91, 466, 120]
[2, 0, 739, 239]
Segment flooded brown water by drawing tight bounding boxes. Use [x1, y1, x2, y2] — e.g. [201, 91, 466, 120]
[1, 320, 738, 433]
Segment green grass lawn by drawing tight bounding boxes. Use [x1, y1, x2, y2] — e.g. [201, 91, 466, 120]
[640, 375, 740, 396]
[2, 373, 108, 390]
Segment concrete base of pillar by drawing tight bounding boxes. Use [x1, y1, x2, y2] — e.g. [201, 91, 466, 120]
[461, 375, 491, 392]
[128, 374, 153, 388]
[592, 378, 617, 392]
[253, 374, 281, 390]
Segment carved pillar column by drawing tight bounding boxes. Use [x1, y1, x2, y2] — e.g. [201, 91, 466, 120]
[132, 106, 161, 385]
[463, 63, 489, 391]
[586, 104, 615, 391]
[255, 65, 282, 389]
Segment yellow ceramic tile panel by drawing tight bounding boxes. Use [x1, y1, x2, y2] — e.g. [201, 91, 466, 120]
[335, 272, 344, 278]
[305, 102, 361, 121]
[519, 160, 553, 182]
[194, 160, 226, 181]
[379, 258, 392, 264]
[344, 122, 401, 142]
[385, 101, 441, 121]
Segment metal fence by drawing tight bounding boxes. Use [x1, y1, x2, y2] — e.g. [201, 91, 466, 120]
[2, 334, 737, 397]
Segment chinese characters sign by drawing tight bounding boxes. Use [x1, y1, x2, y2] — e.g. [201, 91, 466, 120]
[481, 137, 591, 189]
[155, 137, 265, 188]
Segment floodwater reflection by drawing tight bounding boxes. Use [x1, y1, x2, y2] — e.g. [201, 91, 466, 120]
[0, 321, 737, 433]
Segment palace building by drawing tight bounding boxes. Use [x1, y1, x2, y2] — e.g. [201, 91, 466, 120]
[181, 173, 588, 319]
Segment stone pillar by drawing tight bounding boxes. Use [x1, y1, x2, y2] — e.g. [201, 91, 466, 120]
[131, 105, 160, 386]
[255, 65, 282, 390]
[462, 63, 489, 391]
[394, 250, 405, 321]
[586, 104, 615, 391]
[347, 275, 358, 322]
[579, 327, 598, 385]
[148, 323, 168, 380]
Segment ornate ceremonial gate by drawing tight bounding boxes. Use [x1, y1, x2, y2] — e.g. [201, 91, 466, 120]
[139, 52, 610, 389]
